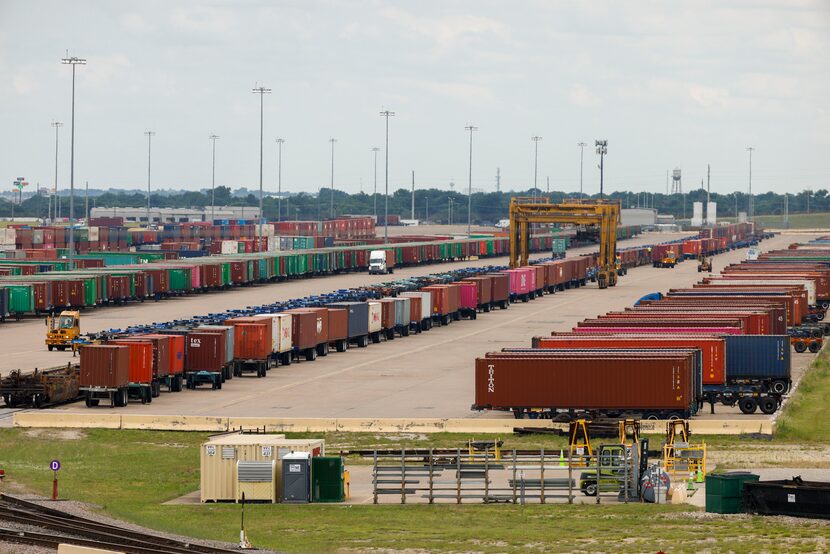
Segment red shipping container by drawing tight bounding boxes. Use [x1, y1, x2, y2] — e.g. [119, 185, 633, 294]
[109, 340, 153, 384]
[459, 281, 478, 310]
[233, 323, 271, 360]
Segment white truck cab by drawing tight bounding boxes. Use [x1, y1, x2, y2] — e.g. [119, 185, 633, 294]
[369, 250, 394, 274]
[746, 247, 760, 261]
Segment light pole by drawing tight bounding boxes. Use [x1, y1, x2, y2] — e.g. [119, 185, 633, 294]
[61, 53, 85, 267]
[577, 142, 587, 198]
[329, 137, 336, 218]
[380, 109, 395, 244]
[276, 138, 285, 221]
[144, 131, 155, 224]
[531, 136, 542, 198]
[252, 85, 271, 244]
[51, 121, 63, 223]
[595, 140, 608, 199]
[465, 124, 477, 237]
[371, 147, 380, 220]
[209, 134, 219, 222]
[746, 146, 754, 221]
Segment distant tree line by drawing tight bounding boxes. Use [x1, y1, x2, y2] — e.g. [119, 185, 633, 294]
[1, 185, 827, 224]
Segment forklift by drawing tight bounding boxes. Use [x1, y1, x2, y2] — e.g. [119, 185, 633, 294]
[571, 419, 647, 497]
[45, 311, 81, 352]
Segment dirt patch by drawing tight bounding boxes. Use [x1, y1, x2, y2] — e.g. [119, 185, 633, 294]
[708, 444, 830, 469]
[23, 428, 87, 441]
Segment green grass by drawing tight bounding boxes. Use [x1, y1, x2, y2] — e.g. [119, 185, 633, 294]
[753, 212, 830, 229]
[776, 347, 830, 442]
[2, 428, 830, 552]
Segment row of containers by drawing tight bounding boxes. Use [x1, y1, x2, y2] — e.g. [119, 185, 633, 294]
[473, 237, 830, 421]
[0, 217, 376, 253]
[74, 255, 603, 408]
[0, 235, 557, 322]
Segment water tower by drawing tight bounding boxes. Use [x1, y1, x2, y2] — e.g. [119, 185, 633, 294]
[671, 168, 682, 194]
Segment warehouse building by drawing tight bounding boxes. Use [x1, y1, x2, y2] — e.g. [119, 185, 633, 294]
[89, 206, 261, 224]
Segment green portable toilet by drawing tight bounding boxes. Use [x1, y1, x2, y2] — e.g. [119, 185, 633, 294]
[706, 472, 759, 514]
[311, 457, 345, 503]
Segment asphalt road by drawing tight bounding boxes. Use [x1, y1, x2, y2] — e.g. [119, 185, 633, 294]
[33, 230, 820, 420]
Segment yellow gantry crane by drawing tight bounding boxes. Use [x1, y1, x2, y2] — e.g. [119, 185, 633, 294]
[508, 197, 621, 288]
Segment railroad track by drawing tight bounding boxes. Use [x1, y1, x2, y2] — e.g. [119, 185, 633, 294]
[0, 494, 240, 554]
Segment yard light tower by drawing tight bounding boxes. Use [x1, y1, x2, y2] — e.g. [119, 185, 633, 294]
[209, 134, 219, 222]
[61, 53, 85, 267]
[371, 147, 380, 220]
[465, 124, 477, 237]
[746, 146, 755, 221]
[577, 142, 587, 198]
[380, 109, 395, 244]
[531, 136, 542, 199]
[595, 140, 608, 199]
[252, 84, 271, 244]
[329, 138, 337, 218]
[276, 138, 285, 221]
[51, 121, 63, 222]
[144, 130, 155, 224]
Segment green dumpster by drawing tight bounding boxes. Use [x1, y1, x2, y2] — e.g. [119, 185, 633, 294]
[706, 472, 759, 514]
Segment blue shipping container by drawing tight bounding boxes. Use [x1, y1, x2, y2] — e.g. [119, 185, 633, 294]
[724, 335, 790, 381]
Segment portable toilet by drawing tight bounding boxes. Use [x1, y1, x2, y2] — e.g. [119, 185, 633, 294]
[282, 452, 311, 503]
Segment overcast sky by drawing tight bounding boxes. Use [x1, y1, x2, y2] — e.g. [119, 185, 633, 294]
[1, 0, 828, 196]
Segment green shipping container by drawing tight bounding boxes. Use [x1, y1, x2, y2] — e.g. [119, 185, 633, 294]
[169, 269, 190, 292]
[5, 285, 35, 313]
[311, 457, 345, 502]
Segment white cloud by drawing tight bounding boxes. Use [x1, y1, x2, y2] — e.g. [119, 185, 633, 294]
[120, 12, 153, 33]
[169, 6, 238, 36]
[688, 85, 730, 108]
[12, 74, 35, 94]
[80, 54, 131, 90]
[380, 7, 507, 51]
[569, 84, 600, 107]
[412, 80, 496, 104]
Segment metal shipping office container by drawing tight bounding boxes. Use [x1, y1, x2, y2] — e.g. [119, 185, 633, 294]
[200, 434, 324, 503]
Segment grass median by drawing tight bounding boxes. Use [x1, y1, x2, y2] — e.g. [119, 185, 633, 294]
[2, 427, 830, 553]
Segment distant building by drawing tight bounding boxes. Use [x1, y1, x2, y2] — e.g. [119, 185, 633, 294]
[621, 208, 656, 227]
[89, 206, 261, 224]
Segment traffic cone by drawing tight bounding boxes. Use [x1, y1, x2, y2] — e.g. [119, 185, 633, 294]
[687, 475, 695, 491]
[559, 449, 566, 467]
[696, 467, 705, 483]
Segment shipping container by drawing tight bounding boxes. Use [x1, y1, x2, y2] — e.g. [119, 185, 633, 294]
[285, 310, 321, 360]
[108, 340, 154, 385]
[80, 345, 130, 389]
[724, 335, 791, 393]
[185, 332, 226, 373]
[473, 353, 698, 419]
[232, 323, 271, 376]
[327, 302, 370, 347]
[367, 301, 383, 342]
[398, 291, 432, 330]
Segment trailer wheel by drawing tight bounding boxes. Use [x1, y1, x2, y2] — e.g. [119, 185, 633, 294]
[371, 332, 381, 344]
[793, 340, 807, 353]
[336, 340, 347, 353]
[358, 335, 369, 348]
[759, 397, 778, 415]
[305, 348, 317, 361]
[48, 345, 54, 351]
[769, 380, 789, 394]
[317, 343, 329, 356]
[738, 397, 758, 414]
[85, 396, 99, 408]
[2, 395, 13, 408]
[216, 378, 223, 389]
[809, 341, 822, 353]
[281, 352, 293, 365]
[402, 326, 410, 336]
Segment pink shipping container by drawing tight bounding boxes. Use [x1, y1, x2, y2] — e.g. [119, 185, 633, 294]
[507, 268, 533, 300]
[518, 267, 537, 292]
[459, 281, 478, 310]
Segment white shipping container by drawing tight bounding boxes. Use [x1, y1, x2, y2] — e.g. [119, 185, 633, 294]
[267, 236, 281, 251]
[367, 301, 382, 333]
[221, 240, 238, 255]
[706, 277, 817, 306]
[88, 226, 99, 241]
[4, 228, 16, 244]
[400, 291, 431, 321]
[275, 313, 292, 353]
[251, 314, 281, 353]
[255, 223, 275, 237]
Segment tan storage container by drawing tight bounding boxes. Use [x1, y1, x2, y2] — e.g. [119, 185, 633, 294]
[200, 434, 324, 503]
[367, 301, 382, 333]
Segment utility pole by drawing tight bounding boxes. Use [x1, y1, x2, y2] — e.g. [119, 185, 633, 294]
[577, 142, 587, 198]
[784, 193, 789, 228]
[252, 84, 271, 244]
[329, 137, 336, 218]
[449, 197, 453, 226]
[706, 164, 711, 204]
[666, 169, 669, 195]
[595, 140, 608, 199]
[496, 167, 501, 193]
[411, 170, 415, 221]
[806, 190, 811, 215]
[144, 131, 155, 225]
[51, 121, 63, 223]
[380, 109, 395, 244]
[746, 146, 755, 221]
[425, 197, 429, 222]
[465, 124, 477, 237]
[276, 138, 284, 222]
[371, 147, 380, 220]
[62, 53, 85, 267]
[85, 181, 89, 221]
[531, 136, 542, 199]
[546, 176, 550, 196]
[210, 134, 219, 222]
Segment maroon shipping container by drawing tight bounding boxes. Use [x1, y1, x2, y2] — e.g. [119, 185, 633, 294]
[287, 308, 329, 353]
[596, 312, 766, 334]
[286, 310, 319, 350]
[405, 295, 422, 324]
[463, 276, 493, 307]
[51, 279, 85, 308]
[377, 299, 397, 330]
[487, 274, 509, 307]
[473, 354, 697, 418]
[185, 332, 225, 372]
[646, 296, 801, 327]
[324, 308, 348, 349]
[79, 345, 130, 388]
